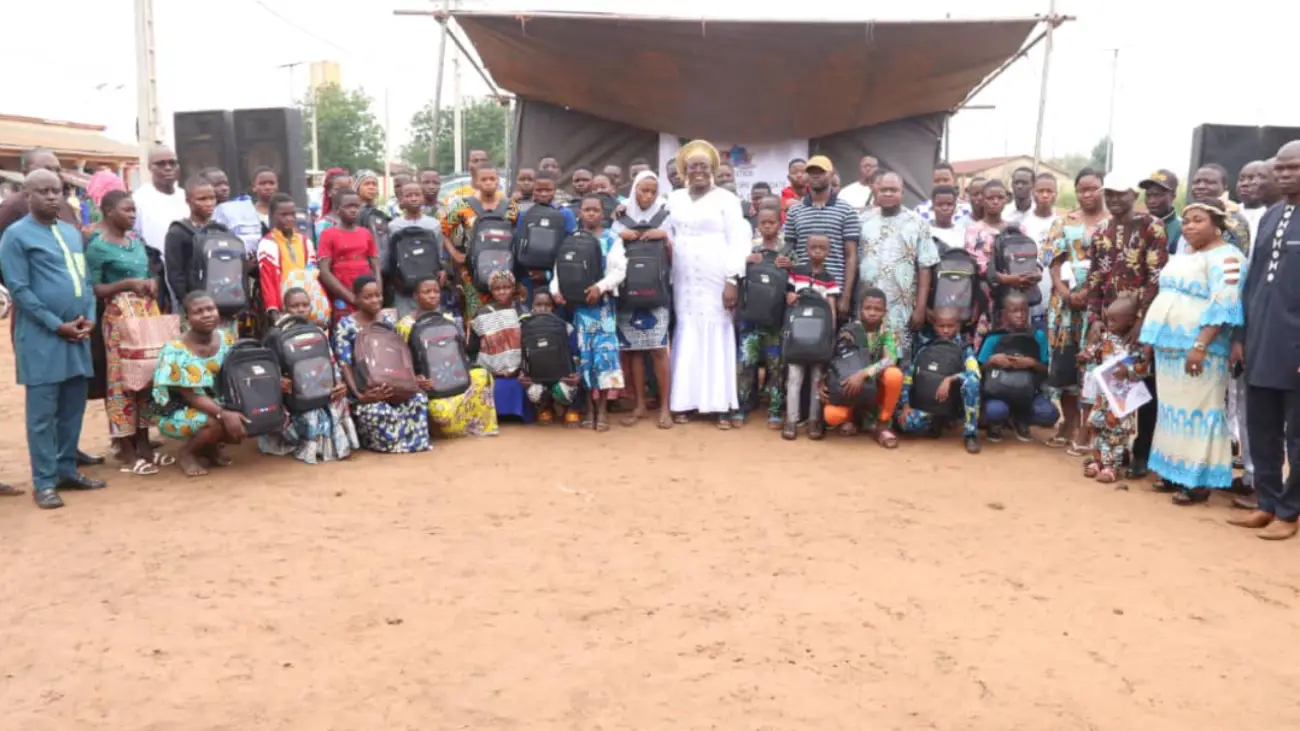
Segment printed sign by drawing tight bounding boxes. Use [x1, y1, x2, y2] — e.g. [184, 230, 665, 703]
[658, 134, 809, 201]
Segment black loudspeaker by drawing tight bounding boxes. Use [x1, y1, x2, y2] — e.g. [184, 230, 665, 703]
[174, 110, 237, 184]
[1188, 124, 1300, 196]
[233, 107, 307, 208]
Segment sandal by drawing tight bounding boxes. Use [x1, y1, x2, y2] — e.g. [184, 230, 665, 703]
[1172, 487, 1211, 505]
[1066, 441, 1090, 457]
[874, 428, 899, 449]
[1095, 467, 1117, 483]
[595, 418, 611, 433]
[619, 410, 644, 427]
[673, 413, 690, 425]
[715, 417, 733, 431]
[152, 453, 176, 467]
[119, 458, 160, 476]
[839, 423, 859, 437]
[1083, 459, 1099, 478]
[0, 483, 26, 497]
[1045, 435, 1070, 448]
[563, 410, 582, 429]
[766, 416, 783, 430]
[537, 409, 555, 426]
[781, 424, 797, 441]
[808, 421, 825, 440]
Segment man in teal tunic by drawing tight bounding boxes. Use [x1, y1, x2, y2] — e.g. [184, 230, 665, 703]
[0, 169, 106, 509]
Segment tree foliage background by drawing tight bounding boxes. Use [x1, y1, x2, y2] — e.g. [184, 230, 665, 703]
[401, 97, 508, 172]
[1047, 136, 1111, 178]
[298, 83, 385, 173]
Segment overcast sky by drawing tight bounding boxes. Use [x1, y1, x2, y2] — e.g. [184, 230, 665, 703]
[7, 0, 1297, 179]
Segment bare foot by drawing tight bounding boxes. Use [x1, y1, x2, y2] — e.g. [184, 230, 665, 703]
[1257, 519, 1298, 541]
[200, 446, 232, 467]
[177, 452, 209, 477]
[657, 410, 673, 429]
[1227, 511, 1274, 529]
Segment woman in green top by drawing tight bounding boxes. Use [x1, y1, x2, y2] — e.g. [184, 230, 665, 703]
[86, 190, 172, 475]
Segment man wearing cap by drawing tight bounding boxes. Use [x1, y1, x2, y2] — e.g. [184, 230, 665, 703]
[1227, 141, 1300, 540]
[1139, 169, 1181, 254]
[784, 155, 860, 318]
[1085, 173, 1169, 478]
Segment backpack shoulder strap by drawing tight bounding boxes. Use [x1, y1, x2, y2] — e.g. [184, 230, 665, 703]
[616, 215, 639, 230]
[465, 197, 485, 217]
[648, 209, 670, 230]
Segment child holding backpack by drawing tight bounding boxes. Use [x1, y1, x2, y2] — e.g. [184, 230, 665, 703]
[552, 194, 626, 432]
[441, 165, 520, 324]
[736, 207, 794, 429]
[396, 276, 498, 438]
[258, 287, 359, 463]
[897, 307, 983, 454]
[782, 235, 840, 441]
[819, 288, 904, 447]
[513, 171, 576, 308]
[520, 289, 583, 427]
[258, 195, 332, 329]
[977, 292, 1058, 442]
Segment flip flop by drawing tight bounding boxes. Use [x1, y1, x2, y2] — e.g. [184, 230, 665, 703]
[152, 453, 176, 467]
[874, 428, 899, 449]
[1045, 435, 1070, 448]
[119, 458, 160, 476]
[0, 483, 25, 497]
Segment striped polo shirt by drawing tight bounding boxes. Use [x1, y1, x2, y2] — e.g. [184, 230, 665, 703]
[783, 191, 861, 287]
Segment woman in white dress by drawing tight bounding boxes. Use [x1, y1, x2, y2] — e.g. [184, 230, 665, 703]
[666, 140, 752, 428]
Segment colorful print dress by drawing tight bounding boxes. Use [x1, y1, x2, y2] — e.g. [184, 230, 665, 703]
[150, 331, 235, 439]
[1138, 244, 1244, 489]
[1044, 210, 1107, 395]
[333, 311, 431, 453]
[397, 312, 499, 437]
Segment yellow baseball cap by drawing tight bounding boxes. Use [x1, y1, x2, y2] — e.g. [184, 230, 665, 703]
[806, 155, 834, 173]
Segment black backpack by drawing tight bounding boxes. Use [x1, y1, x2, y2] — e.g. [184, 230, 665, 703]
[555, 231, 604, 303]
[218, 339, 286, 436]
[515, 205, 568, 270]
[994, 230, 1043, 307]
[826, 337, 878, 407]
[909, 339, 965, 415]
[520, 312, 574, 383]
[781, 289, 835, 364]
[389, 226, 442, 292]
[408, 311, 471, 399]
[929, 247, 979, 323]
[263, 316, 335, 413]
[982, 330, 1043, 408]
[360, 207, 391, 276]
[187, 223, 247, 317]
[618, 211, 672, 310]
[740, 251, 789, 328]
[467, 198, 516, 292]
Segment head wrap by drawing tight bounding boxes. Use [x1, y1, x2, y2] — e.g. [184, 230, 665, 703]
[320, 167, 346, 217]
[488, 269, 516, 288]
[675, 140, 720, 183]
[624, 170, 665, 224]
[1184, 198, 1229, 231]
[356, 169, 379, 186]
[87, 171, 125, 207]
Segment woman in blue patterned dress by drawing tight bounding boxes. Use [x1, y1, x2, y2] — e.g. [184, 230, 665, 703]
[332, 275, 431, 453]
[1138, 199, 1244, 505]
[552, 194, 626, 432]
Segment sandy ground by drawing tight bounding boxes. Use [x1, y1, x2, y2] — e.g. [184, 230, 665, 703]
[2, 340, 1299, 731]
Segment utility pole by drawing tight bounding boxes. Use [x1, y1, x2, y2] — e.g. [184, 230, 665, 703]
[429, 0, 451, 169]
[1104, 49, 1120, 173]
[1031, 0, 1058, 172]
[276, 61, 305, 106]
[133, 0, 162, 185]
[310, 84, 320, 171]
[453, 48, 464, 174]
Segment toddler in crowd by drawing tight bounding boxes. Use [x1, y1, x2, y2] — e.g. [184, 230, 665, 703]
[820, 287, 904, 447]
[737, 207, 794, 428]
[783, 234, 840, 440]
[977, 292, 1059, 442]
[1080, 296, 1148, 483]
[519, 290, 583, 426]
[898, 307, 983, 454]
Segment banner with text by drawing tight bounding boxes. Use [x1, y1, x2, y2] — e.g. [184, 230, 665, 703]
[659, 135, 809, 201]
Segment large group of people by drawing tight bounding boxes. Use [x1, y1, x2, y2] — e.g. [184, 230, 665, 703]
[0, 137, 1296, 542]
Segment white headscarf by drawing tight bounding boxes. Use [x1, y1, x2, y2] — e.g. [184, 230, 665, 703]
[624, 170, 666, 224]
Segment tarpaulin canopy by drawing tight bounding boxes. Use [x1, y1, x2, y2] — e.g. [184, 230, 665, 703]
[456, 12, 1038, 141]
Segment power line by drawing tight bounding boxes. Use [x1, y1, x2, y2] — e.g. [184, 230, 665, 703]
[250, 0, 354, 57]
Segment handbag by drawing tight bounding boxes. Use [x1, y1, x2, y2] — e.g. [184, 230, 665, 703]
[1048, 342, 1080, 389]
[115, 293, 181, 392]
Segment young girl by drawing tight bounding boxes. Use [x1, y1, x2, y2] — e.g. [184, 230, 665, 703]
[397, 276, 498, 437]
[964, 178, 1009, 345]
[318, 188, 381, 321]
[249, 166, 279, 231]
[519, 289, 583, 427]
[1080, 297, 1148, 483]
[736, 206, 794, 429]
[441, 165, 520, 323]
[613, 170, 673, 429]
[469, 270, 530, 421]
[315, 168, 353, 238]
[258, 194, 331, 328]
[151, 291, 245, 477]
[332, 275, 431, 453]
[552, 194, 627, 431]
[820, 288, 905, 448]
[259, 288, 359, 464]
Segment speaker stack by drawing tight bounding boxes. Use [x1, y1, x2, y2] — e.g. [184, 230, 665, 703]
[174, 107, 307, 208]
[1188, 124, 1300, 194]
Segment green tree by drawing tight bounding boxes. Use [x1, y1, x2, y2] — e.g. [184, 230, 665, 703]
[1089, 136, 1111, 173]
[1047, 136, 1112, 178]
[299, 83, 384, 173]
[402, 97, 508, 173]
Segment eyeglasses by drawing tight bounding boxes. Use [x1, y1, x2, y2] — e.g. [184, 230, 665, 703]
[152, 159, 179, 168]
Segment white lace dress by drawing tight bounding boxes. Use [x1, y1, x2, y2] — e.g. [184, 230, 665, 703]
[665, 186, 751, 414]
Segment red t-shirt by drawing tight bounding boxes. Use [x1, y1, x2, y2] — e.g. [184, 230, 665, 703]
[317, 226, 377, 305]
